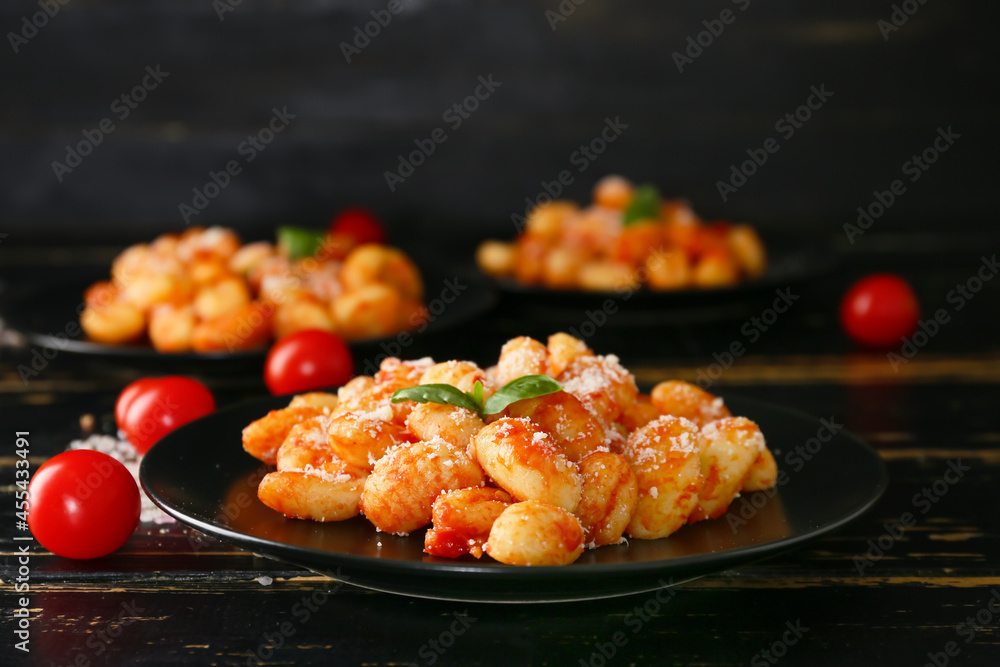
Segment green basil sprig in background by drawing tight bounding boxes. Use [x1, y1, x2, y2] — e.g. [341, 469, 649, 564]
[277, 226, 326, 260]
[622, 183, 662, 226]
[390, 375, 562, 419]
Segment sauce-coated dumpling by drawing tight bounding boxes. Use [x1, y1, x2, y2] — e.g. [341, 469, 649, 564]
[546, 333, 592, 377]
[558, 354, 638, 427]
[257, 469, 366, 523]
[327, 410, 412, 470]
[424, 487, 512, 559]
[688, 417, 766, 522]
[575, 451, 638, 547]
[486, 500, 585, 566]
[360, 437, 485, 535]
[620, 416, 704, 539]
[287, 392, 340, 411]
[472, 418, 583, 512]
[743, 447, 778, 492]
[650, 380, 730, 427]
[405, 403, 484, 450]
[496, 336, 549, 385]
[242, 405, 323, 466]
[505, 390, 608, 462]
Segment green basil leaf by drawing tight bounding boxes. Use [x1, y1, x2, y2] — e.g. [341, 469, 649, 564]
[468, 380, 484, 408]
[622, 184, 661, 226]
[483, 375, 563, 415]
[277, 226, 326, 260]
[390, 384, 483, 415]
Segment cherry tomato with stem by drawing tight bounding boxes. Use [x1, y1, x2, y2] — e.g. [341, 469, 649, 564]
[264, 329, 355, 395]
[329, 207, 387, 246]
[115, 376, 216, 453]
[27, 450, 140, 559]
[840, 273, 920, 348]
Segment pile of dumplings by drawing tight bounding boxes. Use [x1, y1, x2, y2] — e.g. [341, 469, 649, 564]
[477, 175, 768, 292]
[242, 333, 777, 566]
[80, 226, 426, 351]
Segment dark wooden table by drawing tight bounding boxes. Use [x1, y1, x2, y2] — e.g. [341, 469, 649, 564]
[2, 233, 998, 666]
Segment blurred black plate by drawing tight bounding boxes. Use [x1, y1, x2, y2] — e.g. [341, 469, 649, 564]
[1, 264, 495, 363]
[491, 237, 835, 324]
[140, 393, 885, 603]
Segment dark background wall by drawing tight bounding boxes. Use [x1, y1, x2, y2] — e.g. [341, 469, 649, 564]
[0, 0, 995, 248]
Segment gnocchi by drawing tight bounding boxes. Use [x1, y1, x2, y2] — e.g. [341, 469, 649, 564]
[360, 437, 485, 535]
[621, 416, 704, 539]
[471, 418, 583, 512]
[476, 175, 768, 292]
[424, 487, 512, 559]
[486, 500, 585, 566]
[81, 226, 428, 351]
[243, 333, 779, 566]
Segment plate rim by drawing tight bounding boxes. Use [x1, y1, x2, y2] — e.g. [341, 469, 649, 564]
[140, 391, 887, 601]
[486, 236, 837, 300]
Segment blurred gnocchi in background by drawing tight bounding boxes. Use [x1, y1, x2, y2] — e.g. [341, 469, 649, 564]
[79, 221, 428, 352]
[477, 175, 767, 292]
[242, 333, 778, 567]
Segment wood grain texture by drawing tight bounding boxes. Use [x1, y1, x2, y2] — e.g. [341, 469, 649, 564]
[1, 236, 999, 664]
[2, 374, 999, 665]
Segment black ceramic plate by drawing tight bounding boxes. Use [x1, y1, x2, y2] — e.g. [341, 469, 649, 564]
[1, 265, 495, 362]
[490, 237, 835, 323]
[140, 393, 886, 603]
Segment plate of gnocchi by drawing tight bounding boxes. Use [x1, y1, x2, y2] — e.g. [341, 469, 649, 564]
[3, 260, 494, 364]
[141, 334, 886, 602]
[479, 177, 833, 326]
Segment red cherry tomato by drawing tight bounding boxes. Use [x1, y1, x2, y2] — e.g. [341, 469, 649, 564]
[840, 273, 920, 348]
[115, 376, 216, 453]
[328, 207, 387, 245]
[264, 329, 355, 395]
[114, 377, 159, 428]
[27, 450, 140, 559]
